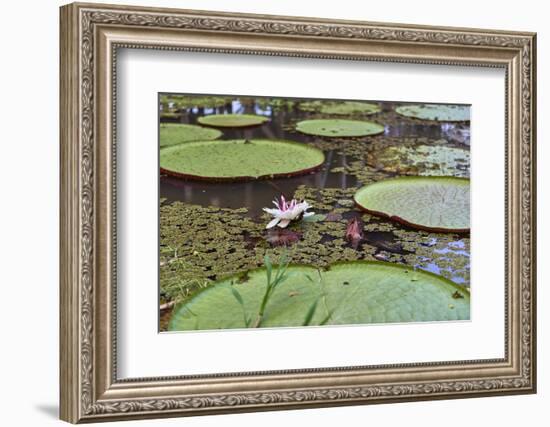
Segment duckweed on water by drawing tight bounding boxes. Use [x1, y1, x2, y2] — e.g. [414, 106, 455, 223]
[160, 185, 471, 317]
[396, 104, 470, 122]
[367, 144, 470, 177]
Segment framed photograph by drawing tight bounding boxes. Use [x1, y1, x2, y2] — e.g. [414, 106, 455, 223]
[60, 2, 537, 423]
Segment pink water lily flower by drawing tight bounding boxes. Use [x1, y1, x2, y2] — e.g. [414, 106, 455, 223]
[263, 195, 314, 229]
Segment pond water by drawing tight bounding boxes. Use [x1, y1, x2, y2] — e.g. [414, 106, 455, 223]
[161, 99, 466, 217]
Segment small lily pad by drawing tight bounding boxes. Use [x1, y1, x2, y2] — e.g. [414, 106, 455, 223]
[168, 261, 470, 331]
[296, 119, 384, 137]
[160, 112, 182, 119]
[299, 101, 381, 115]
[160, 139, 325, 181]
[160, 95, 231, 109]
[354, 177, 470, 233]
[197, 114, 269, 128]
[159, 123, 222, 148]
[302, 214, 327, 222]
[396, 104, 470, 122]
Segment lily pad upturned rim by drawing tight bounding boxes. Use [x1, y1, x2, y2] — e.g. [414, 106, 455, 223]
[168, 260, 470, 332]
[197, 113, 269, 128]
[354, 176, 470, 233]
[160, 139, 325, 182]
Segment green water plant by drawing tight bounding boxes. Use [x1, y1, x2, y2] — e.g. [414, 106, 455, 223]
[263, 195, 315, 229]
[160, 139, 325, 181]
[395, 104, 470, 122]
[168, 260, 470, 331]
[295, 119, 384, 137]
[299, 101, 381, 115]
[159, 123, 222, 147]
[367, 144, 470, 177]
[197, 113, 269, 127]
[354, 176, 470, 233]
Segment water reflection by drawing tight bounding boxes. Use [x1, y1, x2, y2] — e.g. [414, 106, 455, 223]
[160, 99, 466, 216]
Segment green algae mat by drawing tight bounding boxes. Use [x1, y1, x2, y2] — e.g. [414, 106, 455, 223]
[168, 261, 470, 331]
[367, 145, 470, 177]
[197, 114, 269, 128]
[296, 119, 384, 137]
[396, 104, 470, 122]
[159, 123, 222, 148]
[354, 177, 470, 233]
[160, 139, 325, 181]
[299, 101, 381, 115]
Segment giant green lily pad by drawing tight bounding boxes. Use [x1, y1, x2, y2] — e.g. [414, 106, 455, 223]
[168, 261, 470, 331]
[367, 145, 470, 177]
[299, 101, 381, 115]
[160, 139, 325, 181]
[296, 119, 384, 137]
[354, 177, 470, 232]
[159, 123, 222, 148]
[396, 104, 470, 122]
[197, 114, 269, 128]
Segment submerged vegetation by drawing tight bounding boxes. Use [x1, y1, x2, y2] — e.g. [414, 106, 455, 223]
[159, 95, 471, 331]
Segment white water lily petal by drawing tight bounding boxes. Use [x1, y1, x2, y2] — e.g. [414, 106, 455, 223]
[278, 219, 291, 228]
[263, 207, 281, 216]
[263, 197, 315, 229]
[266, 217, 281, 229]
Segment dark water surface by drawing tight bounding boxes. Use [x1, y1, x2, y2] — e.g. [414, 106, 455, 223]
[160, 99, 465, 217]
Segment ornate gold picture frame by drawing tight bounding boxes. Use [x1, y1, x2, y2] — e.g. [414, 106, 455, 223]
[60, 2, 536, 423]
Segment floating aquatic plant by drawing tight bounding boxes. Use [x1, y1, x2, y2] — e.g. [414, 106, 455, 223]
[168, 260, 470, 331]
[367, 144, 470, 178]
[197, 113, 269, 128]
[160, 94, 231, 109]
[263, 196, 315, 229]
[160, 139, 325, 181]
[345, 217, 364, 249]
[296, 119, 385, 137]
[159, 123, 222, 147]
[299, 101, 381, 115]
[395, 104, 470, 122]
[354, 176, 470, 233]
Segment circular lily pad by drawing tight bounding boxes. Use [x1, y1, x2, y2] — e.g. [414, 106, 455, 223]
[296, 119, 384, 137]
[160, 95, 231, 109]
[368, 145, 470, 177]
[168, 261, 470, 331]
[299, 101, 381, 115]
[160, 139, 325, 181]
[197, 114, 269, 128]
[159, 123, 222, 148]
[160, 111, 182, 120]
[354, 177, 470, 233]
[396, 104, 470, 122]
